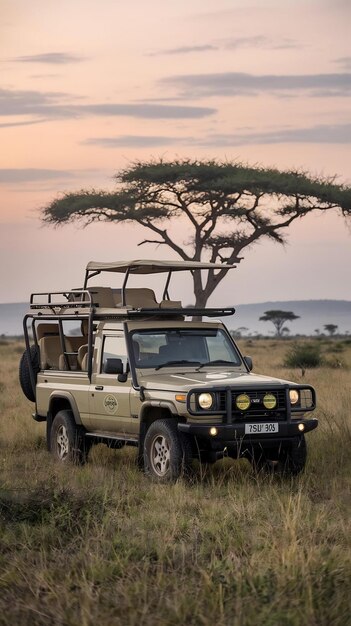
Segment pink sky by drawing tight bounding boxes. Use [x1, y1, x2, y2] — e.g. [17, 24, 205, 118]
[0, 0, 350, 304]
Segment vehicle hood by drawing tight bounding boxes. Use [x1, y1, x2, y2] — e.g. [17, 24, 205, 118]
[138, 369, 295, 392]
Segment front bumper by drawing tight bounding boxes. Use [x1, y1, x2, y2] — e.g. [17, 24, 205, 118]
[178, 418, 318, 443]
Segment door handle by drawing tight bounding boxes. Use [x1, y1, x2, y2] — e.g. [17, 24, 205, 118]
[95, 385, 104, 390]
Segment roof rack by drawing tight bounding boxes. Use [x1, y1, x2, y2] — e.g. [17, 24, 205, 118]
[28, 290, 235, 319]
[30, 290, 93, 310]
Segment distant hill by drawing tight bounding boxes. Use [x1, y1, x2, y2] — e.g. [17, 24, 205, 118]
[0, 299, 350, 337]
[0, 302, 28, 337]
[232, 300, 351, 336]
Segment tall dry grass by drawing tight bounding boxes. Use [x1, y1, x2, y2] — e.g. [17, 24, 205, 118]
[0, 339, 350, 625]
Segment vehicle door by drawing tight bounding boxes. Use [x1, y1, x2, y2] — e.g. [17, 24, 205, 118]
[88, 332, 134, 435]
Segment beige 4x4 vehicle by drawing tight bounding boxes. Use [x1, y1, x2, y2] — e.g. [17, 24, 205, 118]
[20, 260, 318, 482]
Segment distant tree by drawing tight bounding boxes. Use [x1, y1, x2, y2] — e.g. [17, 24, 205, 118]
[41, 159, 351, 308]
[259, 310, 299, 337]
[281, 326, 291, 336]
[231, 326, 249, 338]
[324, 323, 338, 336]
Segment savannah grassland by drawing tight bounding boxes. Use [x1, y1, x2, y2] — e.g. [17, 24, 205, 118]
[0, 338, 350, 626]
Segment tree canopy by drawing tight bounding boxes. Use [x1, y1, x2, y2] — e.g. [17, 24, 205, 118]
[324, 323, 338, 336]
[42, 159, 351, 307]
[259, 310, 300, 337]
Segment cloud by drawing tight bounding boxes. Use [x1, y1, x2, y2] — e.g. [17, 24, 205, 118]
[221, 36, 299, 51]
[196, 123, 351, 147]
[147, 36, 299, 57]
[0, 88, 216, 121]
[160, 71, 351, 98]
[148, 45, 217, 56]
[82, 124, 351, 150]
[10, 52, 86, 64]
[0, 88, 71, 117]
[79, 103, 215, 119]
[0, 168, 79, 184]
[83, 135, 188, 148]
[0, 119, 47, 128]
[334, 56, 351, 70]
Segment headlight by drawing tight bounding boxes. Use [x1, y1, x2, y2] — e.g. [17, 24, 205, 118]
[263, 393, 277, 409]
[289, 389, 299, 405]
[236, 393, 251, 411]
[198, 392, 213, 409]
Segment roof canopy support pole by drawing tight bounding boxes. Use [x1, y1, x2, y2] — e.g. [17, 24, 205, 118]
[84, 270, 101, 288]
[162, 271, 172, 301]
[121, 268, 130, 306]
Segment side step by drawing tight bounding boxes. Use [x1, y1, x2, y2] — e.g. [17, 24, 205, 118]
[85, 431, 139, 447]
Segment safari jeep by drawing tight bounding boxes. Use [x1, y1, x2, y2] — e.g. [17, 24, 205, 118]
[20, 260, 318, 482]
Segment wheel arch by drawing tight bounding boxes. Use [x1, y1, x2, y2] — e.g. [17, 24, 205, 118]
[48, 392, 82, 425]
[139, 402, 180, 453]
[140, 401, 179, 429]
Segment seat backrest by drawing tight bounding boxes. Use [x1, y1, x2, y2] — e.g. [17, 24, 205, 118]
[87, 286, 115, 308]
[77, 344, 89, 370]
[36, 323, 59, 340]
[39, 336, 75, 370]
[39, 336, 63, 370]
[80, 352, 88, 372]
[159, 300, 182, 309]
[159, 342, 184, 362]
[113, 288, 158, 308]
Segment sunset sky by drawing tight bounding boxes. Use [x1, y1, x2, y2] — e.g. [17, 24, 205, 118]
[1, 0, 350, 305]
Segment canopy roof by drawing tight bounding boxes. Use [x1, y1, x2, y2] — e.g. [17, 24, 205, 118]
[86, 259, 239, 274]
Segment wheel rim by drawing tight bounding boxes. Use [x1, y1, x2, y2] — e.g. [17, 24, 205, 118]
[150, 434, 171, 476]
[56, 425, 70, 460]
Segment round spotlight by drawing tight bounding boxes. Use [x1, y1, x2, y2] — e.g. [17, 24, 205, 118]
[289, 389, 299, 405]
[236, 393, 251, 411]
[198, 392, 213, 410]
[298, 423, 305, 432]
[263, 393, 277, 409]
[209, 427, 218, 436]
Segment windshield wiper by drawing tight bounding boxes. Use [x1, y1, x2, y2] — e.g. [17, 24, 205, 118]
[155, 360, 201, 371]
[197, 359, 236, 370]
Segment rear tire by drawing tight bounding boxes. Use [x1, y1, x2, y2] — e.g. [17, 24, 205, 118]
[19, 345, 40, 402]
[50, 410, 88, 465]
[144, 419, 192, 483]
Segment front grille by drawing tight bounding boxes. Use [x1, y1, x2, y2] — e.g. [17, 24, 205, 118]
[218, 389, 287, 421]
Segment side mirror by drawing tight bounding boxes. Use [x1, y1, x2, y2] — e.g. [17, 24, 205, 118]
[118, 361, 130, 382]
[104, 358, 124, 375]
[244, 356, 253, 371]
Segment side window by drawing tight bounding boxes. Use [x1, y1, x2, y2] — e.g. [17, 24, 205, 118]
[101, 335, 128, 373]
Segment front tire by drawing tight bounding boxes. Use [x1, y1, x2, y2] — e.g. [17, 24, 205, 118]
[144, 419, 191, 483]
[50, 410, 88, 465]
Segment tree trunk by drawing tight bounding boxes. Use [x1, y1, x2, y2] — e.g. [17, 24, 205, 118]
[192, 270, 209, 321]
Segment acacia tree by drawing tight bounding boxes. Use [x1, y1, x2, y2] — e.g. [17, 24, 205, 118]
[42, 159, 351, 307]
[324, 323, 338, 336]
[259, 310, 300, 337]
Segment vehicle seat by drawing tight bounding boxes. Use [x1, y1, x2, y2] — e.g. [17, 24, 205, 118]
[114, 288, 158, 308]
[77, 344, 89, 370]
[86, 286, 116, 308]
[36, 323, 59, 340]
[159, 300, 182, 309]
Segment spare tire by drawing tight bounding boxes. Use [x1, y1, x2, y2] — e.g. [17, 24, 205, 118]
[19, 345, 40, 402]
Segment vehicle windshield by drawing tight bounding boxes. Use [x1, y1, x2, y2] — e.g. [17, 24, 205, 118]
[130, 328, 243, 369]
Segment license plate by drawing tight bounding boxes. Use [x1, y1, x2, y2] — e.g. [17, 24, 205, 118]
[245, 422, 279, 434]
